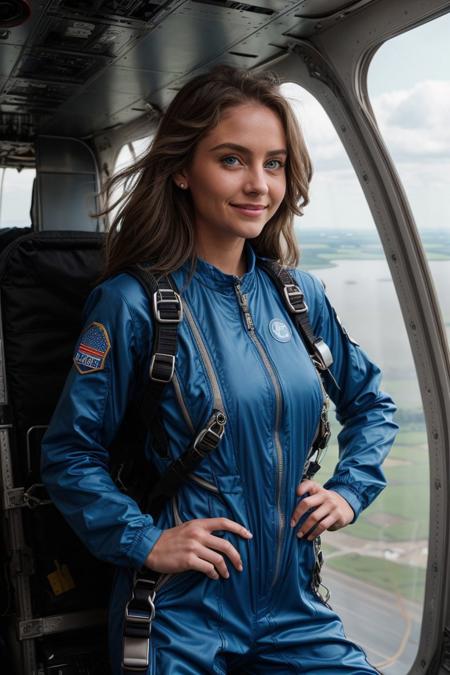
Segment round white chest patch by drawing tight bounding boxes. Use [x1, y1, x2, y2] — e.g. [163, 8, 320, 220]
[269, 318, 292, 343]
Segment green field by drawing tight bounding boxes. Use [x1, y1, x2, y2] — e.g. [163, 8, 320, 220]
[317, 403, 429, 604]
[296, 228, 450, 269]
[319, 420, 429, 542]
[319, 422, 429, 603]
[322, 549, 426, 604]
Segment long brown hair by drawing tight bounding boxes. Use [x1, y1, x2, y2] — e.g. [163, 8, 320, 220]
[99, 65, 312, 279]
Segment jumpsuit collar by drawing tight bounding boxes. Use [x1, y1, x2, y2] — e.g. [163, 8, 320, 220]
[189, 241, 257, 294]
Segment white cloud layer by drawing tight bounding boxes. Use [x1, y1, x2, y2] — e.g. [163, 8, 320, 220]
[372, 80, 450, 160]
[281, 80, 450, 231]
[282, 79, 450, 166]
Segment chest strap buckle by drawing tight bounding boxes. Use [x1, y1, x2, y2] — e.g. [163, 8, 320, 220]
[153, 288, 183, 323]
[283, 284, 308, 314]
[149, 353, 175, 383]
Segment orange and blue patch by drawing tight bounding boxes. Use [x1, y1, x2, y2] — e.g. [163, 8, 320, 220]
[74, 322, 111, 374]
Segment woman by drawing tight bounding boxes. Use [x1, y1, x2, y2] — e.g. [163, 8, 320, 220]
[41, 66, 397, 673]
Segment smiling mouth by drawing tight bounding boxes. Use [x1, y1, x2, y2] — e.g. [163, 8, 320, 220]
[230, 204, 268, 210]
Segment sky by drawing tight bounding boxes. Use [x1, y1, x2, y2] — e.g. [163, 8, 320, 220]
[283, 11, 450, 234]
[1, 11, 449, 233]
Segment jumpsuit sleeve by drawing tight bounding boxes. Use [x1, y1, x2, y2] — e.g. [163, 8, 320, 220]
[294, 269, 399, 522]
[40, 279, 163, 569]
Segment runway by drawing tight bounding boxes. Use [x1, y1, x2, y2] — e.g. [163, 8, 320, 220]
[325, 569, 422, 674]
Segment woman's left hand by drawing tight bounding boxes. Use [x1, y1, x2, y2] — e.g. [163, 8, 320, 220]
[290, 479, 354, 540]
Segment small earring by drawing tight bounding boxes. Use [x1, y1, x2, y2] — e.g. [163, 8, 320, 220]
[179, 183, 186, 189]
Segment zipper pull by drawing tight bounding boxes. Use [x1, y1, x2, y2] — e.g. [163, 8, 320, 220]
[234, 282, 254, 331]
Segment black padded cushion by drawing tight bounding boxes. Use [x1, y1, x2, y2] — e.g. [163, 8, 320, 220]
[0, 231, 105, 481]
[0, 231, 111, 618]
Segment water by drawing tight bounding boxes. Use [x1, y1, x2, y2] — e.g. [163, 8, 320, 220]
[304, 258, 450, 410]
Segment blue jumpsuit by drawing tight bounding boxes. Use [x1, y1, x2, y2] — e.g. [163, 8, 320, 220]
[41, 242, 398, 674]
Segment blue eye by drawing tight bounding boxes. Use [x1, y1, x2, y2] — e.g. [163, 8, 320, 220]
[265, 159, 284, 170]
[221, 156, 241, 167]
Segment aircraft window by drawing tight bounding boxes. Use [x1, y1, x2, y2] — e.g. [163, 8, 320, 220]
[0, 167, 36, 229]
[281, 82, 428, 674]
[108, 136, 152, 225]
[115, 136, 152, 173]
[131, 136, 152, 159]
[115, 142, 135, 173]
[368, 14, 450, 350]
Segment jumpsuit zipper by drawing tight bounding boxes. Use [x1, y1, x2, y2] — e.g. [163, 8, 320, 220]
[233, 280, 285, 588]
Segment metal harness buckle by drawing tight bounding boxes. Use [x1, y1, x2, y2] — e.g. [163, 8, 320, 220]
[312, 339, 333, 370]
[149, 352, 175, 383]
[122, 577, 156, 671]
[153, 288, 183, 324]
[283, 284, 308, 314]
[193, 411, 227, 457]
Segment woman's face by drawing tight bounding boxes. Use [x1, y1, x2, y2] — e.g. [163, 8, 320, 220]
[176, 102, 287, 247]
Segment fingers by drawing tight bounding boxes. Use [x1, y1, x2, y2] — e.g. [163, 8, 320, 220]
[296, 505, 330, 540]
[204, 533, 243, 572]
[305, 515, 335, 540]
[290, 492, 323, 528]
[203, 518, 253, 540]
[291, 486, 355, 539]
[296, 479, 321, 498]
[194, 519, 248, 576]
[194, 543, 232, 579]
[145, 518, 252, 580]
[189, 555, 220, 580]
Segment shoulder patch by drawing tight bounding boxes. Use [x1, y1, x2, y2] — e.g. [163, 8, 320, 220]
[74, 322, 111, 374]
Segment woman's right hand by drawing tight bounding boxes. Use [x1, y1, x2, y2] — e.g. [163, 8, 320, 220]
[144, 517, 253, 580]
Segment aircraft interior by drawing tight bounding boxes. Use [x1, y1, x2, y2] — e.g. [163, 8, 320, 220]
[0, 0, 449, 673]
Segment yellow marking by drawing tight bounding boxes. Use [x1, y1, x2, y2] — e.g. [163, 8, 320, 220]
[47, 560, 76, 596]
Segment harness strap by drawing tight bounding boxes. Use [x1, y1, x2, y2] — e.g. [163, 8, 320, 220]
[121, 267, 227, 672]
[123, 575, 157, 672]
[257, 260, 333, 372]
[257, 259, 333, 480]
[122, 410, 227, 672]
[144, 409, 227, 517]
[126, 266, 182, 458]
[257, 259, 334, 604]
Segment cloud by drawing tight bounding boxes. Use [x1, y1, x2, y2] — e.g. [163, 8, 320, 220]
[280, 82, 343, 166]
[281, 80, 450, 231]
[282, 79, 450, 167]
[372, 80, 450, 160]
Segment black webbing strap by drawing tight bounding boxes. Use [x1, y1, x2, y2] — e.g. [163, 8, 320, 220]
[257, 259, 332, 480]
[122, 408, 227, 672]
[126, 266, 182, 457]
[257, 259, 333, 372]
[144, 409, 227, 517]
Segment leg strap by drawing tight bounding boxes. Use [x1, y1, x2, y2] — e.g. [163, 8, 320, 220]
[122, 573, 157, 671]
